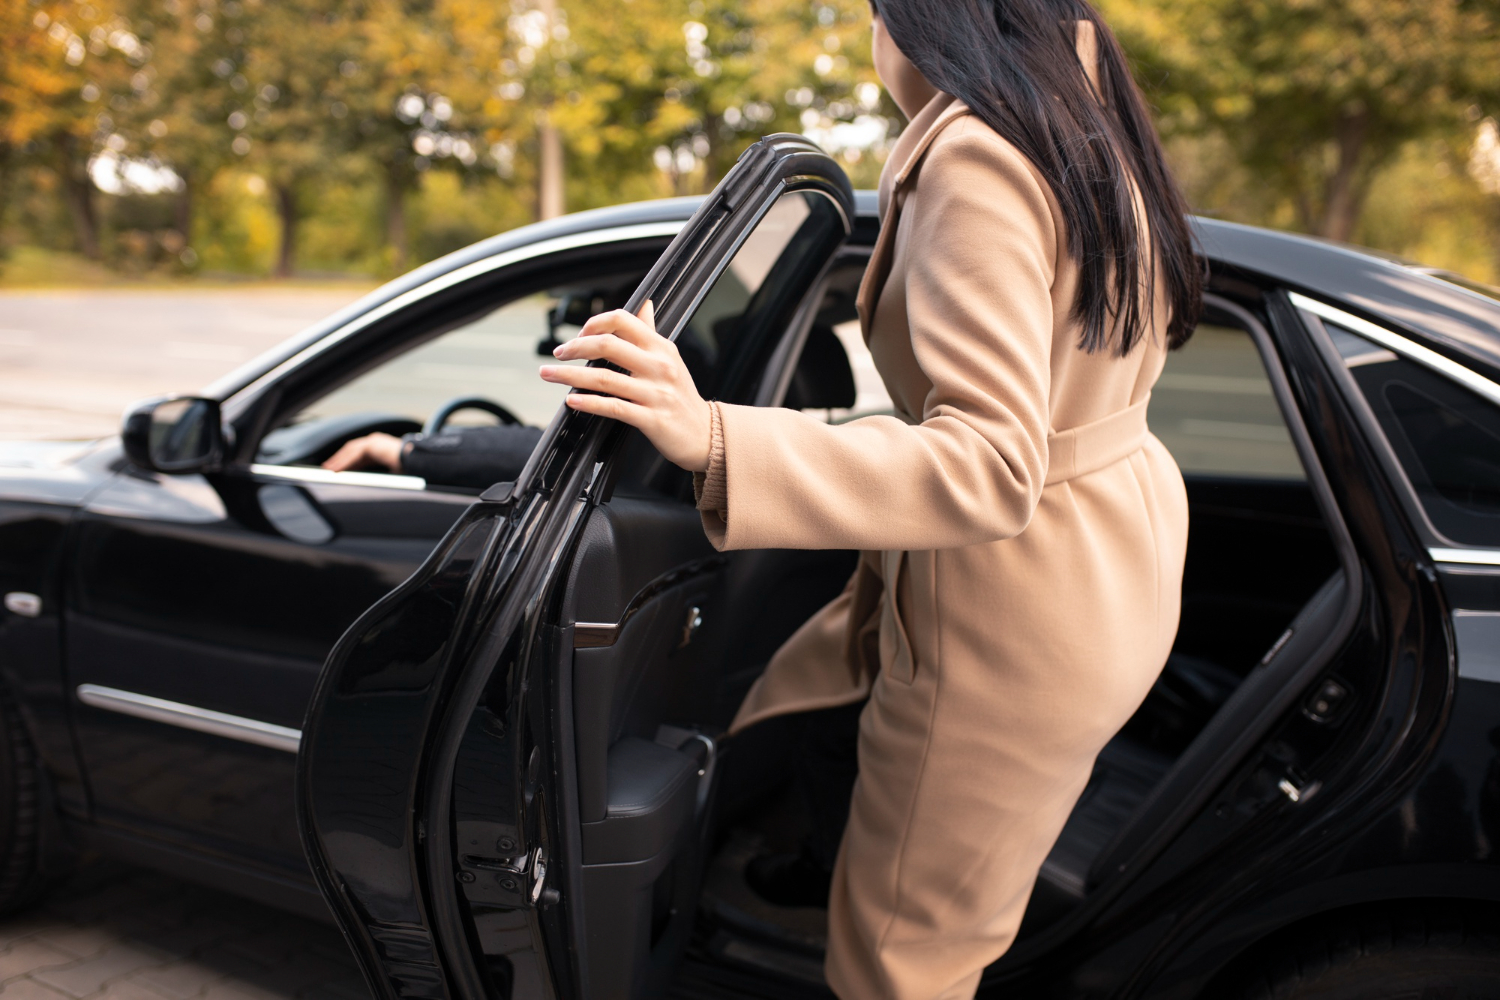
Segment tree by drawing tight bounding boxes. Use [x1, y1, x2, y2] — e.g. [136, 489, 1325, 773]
[1104, 0, 1500, 241]
[444, 0, 889, 220]
[336, 0, 488, 271]
[0, 0, 143, 259]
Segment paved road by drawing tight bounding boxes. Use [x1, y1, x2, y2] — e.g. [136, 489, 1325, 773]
[0, 290, 371, 440]
[0, 289, 375, 999]
[0, 857, 364, 1000]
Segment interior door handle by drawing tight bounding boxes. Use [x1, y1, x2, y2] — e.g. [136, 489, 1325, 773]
[574, 622, 618, 648]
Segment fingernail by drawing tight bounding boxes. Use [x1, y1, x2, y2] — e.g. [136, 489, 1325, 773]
[553, 345, 563, 357]
[539, 365, 553, 378]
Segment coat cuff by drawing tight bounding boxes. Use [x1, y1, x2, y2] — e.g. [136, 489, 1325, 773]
[693, 401, 729, 545]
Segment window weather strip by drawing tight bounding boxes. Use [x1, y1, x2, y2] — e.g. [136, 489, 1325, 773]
[75, 684, 301, 754]
[1430, 548, 1500, 567]
[1288, 292, 1500, 409]
[1289, 292, 1500, 571]
[249, 464, 427, 491]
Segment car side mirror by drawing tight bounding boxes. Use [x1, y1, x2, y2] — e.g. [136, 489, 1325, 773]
[121, 395, 225, 474]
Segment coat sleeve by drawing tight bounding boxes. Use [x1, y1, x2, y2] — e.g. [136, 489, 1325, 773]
[698, 122, 1057, 552]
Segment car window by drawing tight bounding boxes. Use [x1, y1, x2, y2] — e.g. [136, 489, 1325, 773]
[1327, 322, 1500, 546]
[1148, 323, 1305, 480]
[255, 269, 647, 474]
[292, 295, 587, 431]
[676, 190, 848, 404]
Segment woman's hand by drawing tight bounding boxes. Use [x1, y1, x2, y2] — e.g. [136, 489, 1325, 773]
[323, 432, 404, 473]
[538, 302, 712, 473]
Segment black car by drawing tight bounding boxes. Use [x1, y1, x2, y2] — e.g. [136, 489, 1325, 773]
[2, 136, 1499, 1000]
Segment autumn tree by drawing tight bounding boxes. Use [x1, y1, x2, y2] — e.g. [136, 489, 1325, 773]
[1104, 0, 1500, 240]
[113, 0, 241, 256]
[0, 0, 145, 259]
[443, 0, 886, 220]
[332, 0, 488, 270]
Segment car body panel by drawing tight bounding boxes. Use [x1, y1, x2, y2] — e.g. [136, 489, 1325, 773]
[0, 153, 1493, 999]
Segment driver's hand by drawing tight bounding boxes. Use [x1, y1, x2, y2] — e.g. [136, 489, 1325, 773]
[538, 301, 712, 473]
[323, 432, 405, 473]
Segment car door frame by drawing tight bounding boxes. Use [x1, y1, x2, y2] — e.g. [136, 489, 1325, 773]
[296, 134, 855, 1000]
[61, 225, 682, 884]
[989, 278, 1456, 998]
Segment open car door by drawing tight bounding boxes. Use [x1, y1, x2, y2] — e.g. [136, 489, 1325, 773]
[296, 135, 855, 1000]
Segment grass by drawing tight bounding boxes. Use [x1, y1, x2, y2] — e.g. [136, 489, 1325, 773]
[0, 246, 380, 292]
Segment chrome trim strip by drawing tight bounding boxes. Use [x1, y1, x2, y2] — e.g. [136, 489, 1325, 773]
[1454, 611, 1500, 683]
[75, 684, 301, 753]
[249, 464, 427, 491]
[573, 623, 618, 648]
[223, 222, 685, 417]
[1290, 292, 1500, 409]
[1431, 547, 1500, 567]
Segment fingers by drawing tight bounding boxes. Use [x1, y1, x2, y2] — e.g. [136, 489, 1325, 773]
[322, 439, 364, 472]
[563, 389, 649, 426]
[552, 332, 656, 372]
[637, 299, 654, 328]
[575, 307, 661, 349]
[538, 363, 648, 401]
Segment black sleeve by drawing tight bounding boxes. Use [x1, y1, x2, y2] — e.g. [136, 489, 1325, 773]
[399, 425, 544, 489]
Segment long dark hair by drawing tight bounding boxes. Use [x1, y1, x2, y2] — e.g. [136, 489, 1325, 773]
[873, 0, 1201, 353]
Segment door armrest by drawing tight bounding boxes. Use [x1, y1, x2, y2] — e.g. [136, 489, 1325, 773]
[580, 738, 698, 865]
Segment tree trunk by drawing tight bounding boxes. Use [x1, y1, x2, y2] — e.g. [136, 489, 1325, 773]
[538, 119, 565, 220]
[274, 183, 298, 278]
[385, 164, 408, 273]
[535, 0, 565, 221]
[58, 136, 101, 261]
[173, 169, 193, 245]
[1320, 108, 1370, 243]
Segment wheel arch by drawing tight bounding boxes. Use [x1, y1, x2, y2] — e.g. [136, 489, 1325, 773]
[1139, 866, 1500, 999]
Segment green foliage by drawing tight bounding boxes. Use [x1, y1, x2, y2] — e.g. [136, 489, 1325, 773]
[2, 0, 1498, 287]
[1103, 0, 1500, 246]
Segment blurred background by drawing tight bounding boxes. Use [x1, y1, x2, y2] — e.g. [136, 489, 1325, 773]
[2, 0, 1499, 438]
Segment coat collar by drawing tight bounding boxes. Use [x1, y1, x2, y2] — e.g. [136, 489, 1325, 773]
[858, 93, 973, 338]
[856, 23, 1103, 338]
[876, 92, 970, 222]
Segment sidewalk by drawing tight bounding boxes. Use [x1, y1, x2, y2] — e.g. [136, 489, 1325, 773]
[0, 859, 365, 1000]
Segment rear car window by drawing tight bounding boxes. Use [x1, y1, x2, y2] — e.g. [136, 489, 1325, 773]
[1148, 323, 1305, 480]
[1327, 322, 1500, 547]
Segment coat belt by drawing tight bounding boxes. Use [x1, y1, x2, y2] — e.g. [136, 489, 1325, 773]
[1044, 395, 1151, 486]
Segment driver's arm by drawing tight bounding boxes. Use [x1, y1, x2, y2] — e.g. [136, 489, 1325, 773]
[322, 432, 406, 473]
[323, 426, 543, 489]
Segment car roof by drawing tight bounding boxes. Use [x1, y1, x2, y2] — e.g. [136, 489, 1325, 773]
[1194, 217, 1500, 376]
[207, 190, 1500, 400]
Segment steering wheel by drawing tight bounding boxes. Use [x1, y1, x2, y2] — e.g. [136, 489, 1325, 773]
[423, 396, 523, 436]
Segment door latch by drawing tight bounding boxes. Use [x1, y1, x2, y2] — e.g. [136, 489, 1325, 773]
[1277, 766, 1320, 804]
[529, 846, 551, 905]
[679, 606, 703, 648]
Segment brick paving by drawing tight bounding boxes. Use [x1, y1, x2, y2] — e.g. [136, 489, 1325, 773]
[0, 858, 367, 1000]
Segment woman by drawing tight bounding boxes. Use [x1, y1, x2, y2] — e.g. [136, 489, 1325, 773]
[539, 1, 1201, 996]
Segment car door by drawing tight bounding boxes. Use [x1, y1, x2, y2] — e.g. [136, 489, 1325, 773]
[63, 235, 670, 882]
[297, 135, 854, 1000]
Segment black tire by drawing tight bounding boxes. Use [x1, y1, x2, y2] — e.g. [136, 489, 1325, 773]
[1223, 904, 1500, 1000]
[0, 686, 50, 914]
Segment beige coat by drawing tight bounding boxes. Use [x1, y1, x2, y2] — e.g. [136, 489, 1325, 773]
[693, 79, 1189, 999]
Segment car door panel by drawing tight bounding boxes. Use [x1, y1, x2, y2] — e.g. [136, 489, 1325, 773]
[297, 135, 854, 1000]
[559, 497, 726, 998]
[65, 467, 471, 870]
